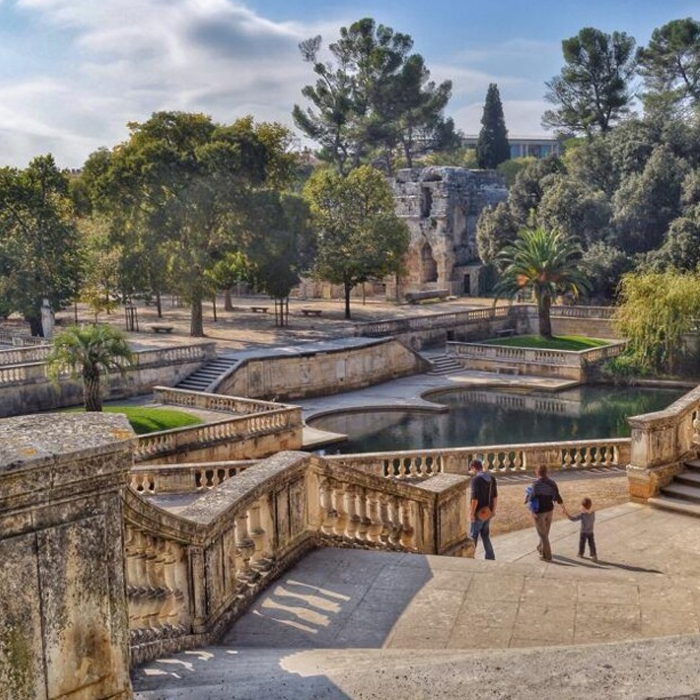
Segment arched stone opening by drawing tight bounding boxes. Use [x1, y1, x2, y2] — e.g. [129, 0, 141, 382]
[421, 242, 438, 284]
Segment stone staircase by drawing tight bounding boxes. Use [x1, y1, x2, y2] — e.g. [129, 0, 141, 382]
[175, 356, 239, 392]
[648, 456, 700, 517]
[132, 503, 700, 699]
[426, 353, 463, 375]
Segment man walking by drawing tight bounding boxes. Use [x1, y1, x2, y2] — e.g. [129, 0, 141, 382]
[528, 465, 563, 561]
[469, 459, 498, 560]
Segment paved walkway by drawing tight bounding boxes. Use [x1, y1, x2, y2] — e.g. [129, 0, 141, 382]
[133, 504, 700, 699]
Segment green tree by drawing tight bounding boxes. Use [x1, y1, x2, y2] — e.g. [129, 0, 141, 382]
[580, 241, 632, 301]
[497, 156, 536, 187]
[637, 18, 700, 118]
[543, 27, 637, 138]
[508, 156, 563, 226]
[494, 227, 590, 338]
[293, 17, 455, 175]
[614, 269, 700, 373]
[0, 155, 83, 336]
[47, 324, 133, 412]
[103, 112, 294, 337]
[304, 165, 409, 318]
[476, 202, 519, 265]
[476, 84, 510, 169]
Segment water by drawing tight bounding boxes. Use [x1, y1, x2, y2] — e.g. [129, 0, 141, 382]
[309, 385, 686, 454]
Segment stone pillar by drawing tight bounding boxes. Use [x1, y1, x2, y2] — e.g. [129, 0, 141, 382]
[0, 413, 136, 700]
[40, 298, 54, 339]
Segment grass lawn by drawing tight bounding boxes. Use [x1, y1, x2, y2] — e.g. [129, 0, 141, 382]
[67, 406, 203, 435]
[484, 335, 609, 351]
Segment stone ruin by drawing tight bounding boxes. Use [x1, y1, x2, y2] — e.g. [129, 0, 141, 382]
[390, 166, 507, 298]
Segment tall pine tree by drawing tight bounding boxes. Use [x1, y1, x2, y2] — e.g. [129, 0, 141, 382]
[476, 84, 510, 169]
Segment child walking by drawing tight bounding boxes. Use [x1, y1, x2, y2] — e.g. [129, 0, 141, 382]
[564, 497, 597, 561]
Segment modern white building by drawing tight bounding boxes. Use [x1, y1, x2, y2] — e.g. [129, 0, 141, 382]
[461, 135, 561, 159]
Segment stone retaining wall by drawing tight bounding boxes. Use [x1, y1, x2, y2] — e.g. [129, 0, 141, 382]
[218, 338, 428, 401]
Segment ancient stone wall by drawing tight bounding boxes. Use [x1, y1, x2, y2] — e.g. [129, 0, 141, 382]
[0, 414, 136, 699]
[391, 167, 507, 298]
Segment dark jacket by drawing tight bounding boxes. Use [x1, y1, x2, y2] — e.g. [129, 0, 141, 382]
[531, 476, 562, 513]
[471, 472, 498, 510]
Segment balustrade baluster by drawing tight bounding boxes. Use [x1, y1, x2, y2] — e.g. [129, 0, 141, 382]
[355, 489, 370, 544]
[333, 485, 348, 538]
[344, 486, 360, 543]
[399, 503, 415, 549]
[235, 511, 256, 591]
[319, 479, 337, 536]
[388, 499, 402, 548]
[378, 496, 391, 546]
[367, 493, 382, 544]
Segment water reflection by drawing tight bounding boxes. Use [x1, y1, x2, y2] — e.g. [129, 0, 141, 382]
[309, 385, 685, 454]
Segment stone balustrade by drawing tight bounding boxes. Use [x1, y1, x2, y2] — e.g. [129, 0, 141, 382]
[0, 332, 48, 347]
[154, 386, 281, 415]
[354, 305, 511, 338]
[134, 406, 303, 464]
[627, 384, 700, 500]
[0, 344, 51, 366]
[446, 340, 627, 381]
[324, 437, 630, 478]
[129, 460, 258, 494]
[124, 451, 471, 664]
[135, 343, 216, 368]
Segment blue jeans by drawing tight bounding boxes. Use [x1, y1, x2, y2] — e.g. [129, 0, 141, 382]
[470, 518, 495, 560]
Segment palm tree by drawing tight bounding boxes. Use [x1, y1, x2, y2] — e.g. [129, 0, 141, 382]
[494, 227, 590, 338]
[47, 324, 134, 412]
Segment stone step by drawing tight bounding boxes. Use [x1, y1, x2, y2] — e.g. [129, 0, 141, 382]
[676, 470, 700, 487]
[175, 357, 239, 391]
[659, 482, 700, 503]
[685, 458, 700, 472]
[648, 495, 700, 517]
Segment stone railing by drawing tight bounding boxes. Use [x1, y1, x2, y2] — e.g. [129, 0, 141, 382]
[354, 305, 511, 338]
[123, 451, 471, 664]
[325, 437, 631, 478]
[627, 384, 700, 501]
[446, 340, 627, 381]
[129, 460, 258, 494]
[154, 386, 281, 415]
[133, 405, 303, 464]
[0, 332, 48, 347]
[0, 343, 215, 388]
[0, 344, 51, 365]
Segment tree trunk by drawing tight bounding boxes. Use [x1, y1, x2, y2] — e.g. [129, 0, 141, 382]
[28, 316, 43, 337]
[83, 368, 102, 412]
[190, 290, 204, 337]
[537, 292, 553, 338]
[344, 281, 352, 320]
[224, 288, 233, 311]
[156, 289, 162, 319]
[212, 296, 217, 322]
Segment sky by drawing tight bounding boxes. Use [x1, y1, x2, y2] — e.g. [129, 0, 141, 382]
[0, 0, 698, 168]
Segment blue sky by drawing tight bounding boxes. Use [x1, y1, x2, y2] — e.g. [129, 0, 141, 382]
[0, 0, 697, 167]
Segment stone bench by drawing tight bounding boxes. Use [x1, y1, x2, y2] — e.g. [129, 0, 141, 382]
[150, 325, 174, 334]
[250, 306, 269, 314]
[404, 289, 450, 304]
[495, 328, 516, 338]
[301, 308, 323, 317]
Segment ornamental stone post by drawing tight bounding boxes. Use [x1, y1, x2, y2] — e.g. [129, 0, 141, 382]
[0, 413, 136, 699]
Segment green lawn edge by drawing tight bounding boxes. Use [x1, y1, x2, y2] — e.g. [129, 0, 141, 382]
[482, 335, 610, 351]
[66, 406, 203, 435]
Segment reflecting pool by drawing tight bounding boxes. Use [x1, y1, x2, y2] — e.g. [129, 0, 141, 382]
[309, 385, 686, 454]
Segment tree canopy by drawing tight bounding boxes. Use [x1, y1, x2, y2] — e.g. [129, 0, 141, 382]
[0, 155, 83, 335]
[543, 27, 637, 138]
[293, 17, 457, 175]
[637, 18, 700, 118]
[476, 84, 510, 169]
[304, 165, 409, 318]
[494, 227, 590, 338]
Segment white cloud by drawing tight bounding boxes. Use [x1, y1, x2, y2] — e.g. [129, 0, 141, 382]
[2, 0, 343, 166]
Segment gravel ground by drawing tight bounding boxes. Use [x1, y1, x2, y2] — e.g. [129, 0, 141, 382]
[489, 475, 629, 536]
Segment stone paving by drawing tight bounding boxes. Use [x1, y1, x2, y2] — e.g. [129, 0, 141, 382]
[221, 503, 700, 652]
[133, 503, 700, 699]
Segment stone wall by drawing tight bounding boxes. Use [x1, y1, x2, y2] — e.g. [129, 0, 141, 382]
[217, 338, 429, 401]
[391, 167, 507, 297]
[0, 342, 216, 418]
[0, 414, 135, 699]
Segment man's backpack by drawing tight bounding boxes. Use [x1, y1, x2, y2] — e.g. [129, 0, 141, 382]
[525, 485, 539, 514]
